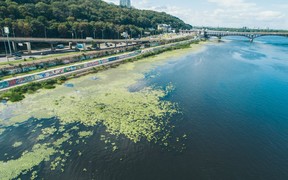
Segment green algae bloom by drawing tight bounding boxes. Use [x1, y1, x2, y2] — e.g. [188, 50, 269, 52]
[12, 141, 23, 148]
[0, 43, 206, 178]
[0, 128, 4, 135]
[0, 144, 56, 180]
[78, 131, 94, 138]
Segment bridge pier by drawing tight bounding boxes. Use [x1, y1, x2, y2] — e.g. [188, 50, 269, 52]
[69, 42, 73, 49]
[83, 43, 86, 51]
[11, 41, 17, 52]
[25, 42, 32, 54]
[50, 44, 55, 51]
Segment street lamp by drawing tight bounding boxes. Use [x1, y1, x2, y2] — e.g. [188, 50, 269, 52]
[93, 29, 97, 39]
[12, 27, 15, 37]
[101, 29, 104, 39]
[1, 29, 8, 60]
[71, 30, 74, 39]
[80, 30, 84, 39]
[4, 27, 12, 56]
[44, 27, 47, 38]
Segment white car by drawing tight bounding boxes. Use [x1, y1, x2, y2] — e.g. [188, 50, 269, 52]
[14, 56, 22, 60]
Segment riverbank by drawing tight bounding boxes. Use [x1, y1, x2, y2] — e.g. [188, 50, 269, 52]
[0, 40, 206, 126]
[0, 40, 201, 102]
[0, 40, 207, 179]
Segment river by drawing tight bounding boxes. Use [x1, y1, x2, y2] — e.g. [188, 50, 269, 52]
[1, 37, 288, 180]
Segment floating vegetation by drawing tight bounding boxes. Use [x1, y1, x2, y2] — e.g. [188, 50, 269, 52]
[30, 171, 38, 180]
[0, 128, 4, 135]
[0, 43, 205, 179]
[0, 143, 56, 180]
[12, 141, 23, 148]
[78, 131, 94, 138]
[37, 127, 57, 141]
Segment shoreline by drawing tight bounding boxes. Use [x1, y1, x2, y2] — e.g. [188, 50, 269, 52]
[0, 40, 207, 127]
[0, 39, 204, 102]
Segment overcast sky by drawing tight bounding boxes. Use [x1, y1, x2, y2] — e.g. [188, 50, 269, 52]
[103, 0, 288, 29]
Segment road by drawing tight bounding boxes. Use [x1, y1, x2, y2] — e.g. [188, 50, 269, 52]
[0, 42, 135, 63]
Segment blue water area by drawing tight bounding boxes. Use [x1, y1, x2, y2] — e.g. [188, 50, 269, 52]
[1, 36, 288, 180]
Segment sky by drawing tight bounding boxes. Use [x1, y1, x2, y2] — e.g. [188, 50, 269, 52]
[103, 0, 288, 29]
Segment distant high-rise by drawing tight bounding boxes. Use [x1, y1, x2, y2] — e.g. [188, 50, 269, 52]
[120, 0, 131, 8]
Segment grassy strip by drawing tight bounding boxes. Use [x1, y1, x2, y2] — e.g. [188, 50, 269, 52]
[0, 40, 199, 102]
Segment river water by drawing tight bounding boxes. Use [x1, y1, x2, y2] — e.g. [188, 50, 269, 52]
[1, 37, 288, 180]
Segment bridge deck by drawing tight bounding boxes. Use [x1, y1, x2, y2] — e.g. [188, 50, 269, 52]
[0, 37, 158, 43]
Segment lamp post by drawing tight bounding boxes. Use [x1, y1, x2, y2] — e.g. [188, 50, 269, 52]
[12, 27, 15, 37]
[80, 30, 84, 39]
[93, 29, 97, 39]
[1, 29, 8, 61]
[101, 29, 104, 39]
[4, 27, 12, 56]
[44, 27, 47, 38]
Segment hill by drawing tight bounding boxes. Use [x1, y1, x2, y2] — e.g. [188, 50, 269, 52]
[0, 0, 192, 39]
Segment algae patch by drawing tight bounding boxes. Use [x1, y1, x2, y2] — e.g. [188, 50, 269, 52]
[0, 143, 56, 180]
[78, 131, 94, 138]
[12, 141, 23, 148]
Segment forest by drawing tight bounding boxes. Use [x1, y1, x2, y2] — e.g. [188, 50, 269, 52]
[0, 0, 192, 39]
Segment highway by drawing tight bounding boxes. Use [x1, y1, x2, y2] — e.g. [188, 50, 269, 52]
[0, 37, 155, 43]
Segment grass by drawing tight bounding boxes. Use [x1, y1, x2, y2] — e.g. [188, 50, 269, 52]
[0, 76, 67, 102]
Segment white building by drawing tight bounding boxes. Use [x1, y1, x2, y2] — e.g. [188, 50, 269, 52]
[157, 24, 172, 32]
[120, 0, 131, 8]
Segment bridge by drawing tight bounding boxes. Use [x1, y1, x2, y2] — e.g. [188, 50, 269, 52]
[180, 29, 288, 42]
[0, 37, 159, 54]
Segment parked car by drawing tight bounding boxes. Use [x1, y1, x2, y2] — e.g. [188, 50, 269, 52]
[56, 44, 65, 49]
[12, 52, 23, 57]
[41, 52, 47, 55]
[86, 37, 93, 41]
[14, 56, 22, 60]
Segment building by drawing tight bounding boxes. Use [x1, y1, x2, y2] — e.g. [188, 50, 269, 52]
[120, 0, 131, 8]
[157, 24, 172, 33]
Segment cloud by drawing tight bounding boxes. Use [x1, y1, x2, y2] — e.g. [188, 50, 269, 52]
[102, 0, 288, 29]
[208, 0, 256, 9]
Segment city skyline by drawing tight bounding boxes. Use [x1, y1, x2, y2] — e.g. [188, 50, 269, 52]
[104, 0, 288, 29]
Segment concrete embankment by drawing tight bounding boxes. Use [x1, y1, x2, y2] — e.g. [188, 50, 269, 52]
[0, 39, 198, 91]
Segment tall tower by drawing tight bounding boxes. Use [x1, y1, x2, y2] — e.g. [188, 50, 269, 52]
[120, 0, 131, 8]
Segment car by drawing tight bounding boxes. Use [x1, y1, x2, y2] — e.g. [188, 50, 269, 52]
[14, 56, 22, 60]
[12, 52, 23, 57]
[86, 37, 93, 41]
[56, 44, 65, 49]
[41, 52, 47, 55]
[29, 56, 36, 60]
